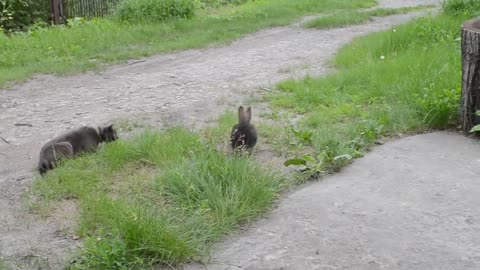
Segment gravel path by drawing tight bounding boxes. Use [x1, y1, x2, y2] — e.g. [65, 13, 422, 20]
[0, 0, 440, 269]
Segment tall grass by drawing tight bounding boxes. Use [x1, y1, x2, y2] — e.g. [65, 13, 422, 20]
[442, 0, 480, 16]
[268, 8, 466, 174]
[33, 128, 282, 268]
[0, 0, 376, 88]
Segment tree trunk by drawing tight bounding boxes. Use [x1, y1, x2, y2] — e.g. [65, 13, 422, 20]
[460, 18, 480, 133]
[50, 0, 60, 25]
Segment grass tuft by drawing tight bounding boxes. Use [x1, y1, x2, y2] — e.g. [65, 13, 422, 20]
[0, 259, 8, 270]
[304, 5, 435, 29]
[304, 10, 371, 29]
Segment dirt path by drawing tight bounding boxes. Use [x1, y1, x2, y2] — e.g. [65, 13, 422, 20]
[0, 0, 439, 269]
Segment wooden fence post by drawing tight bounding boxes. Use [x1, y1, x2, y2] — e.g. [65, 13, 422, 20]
[460, 18, 480, 133]
[50, 0, 60, 24]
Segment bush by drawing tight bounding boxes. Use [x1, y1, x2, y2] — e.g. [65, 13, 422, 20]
[0, 0, 50, 32]
[442, 0, 480, 17]
[115, 0, 195, 23]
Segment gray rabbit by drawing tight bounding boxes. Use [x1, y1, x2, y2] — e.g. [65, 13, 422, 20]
[38, 124, 118, 176]
[230, 106, 257, 151]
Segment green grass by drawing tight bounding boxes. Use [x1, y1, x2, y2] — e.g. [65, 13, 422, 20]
[32, 127, 283, 268]
[269, 11, 464, 175]
[304, 5, 434, 29]
[305, 10, 371, 29]
[442, 0, 480, 17]
[0, 259, 8, 270]
[0, 0, 376, 88]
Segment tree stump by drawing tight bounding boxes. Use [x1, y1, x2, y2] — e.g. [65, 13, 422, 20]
[460, 18, 480, 133]
[50, 0, 61, 25]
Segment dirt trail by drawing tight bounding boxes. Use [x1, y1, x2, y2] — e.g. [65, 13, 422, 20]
[0, 0, 439, 269]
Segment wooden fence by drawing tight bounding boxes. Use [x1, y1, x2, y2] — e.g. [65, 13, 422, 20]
[51, 0, 121, 24]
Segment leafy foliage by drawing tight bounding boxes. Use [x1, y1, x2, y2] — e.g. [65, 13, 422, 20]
[114, 0, 195, 23]
[0, 0, 50, 32]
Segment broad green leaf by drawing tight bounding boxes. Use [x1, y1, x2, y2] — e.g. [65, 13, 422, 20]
[333, 154, 353, 161]
[302, 154, 316, 163]
[470, 125, 480, 132]
[284, 158, 307, 167]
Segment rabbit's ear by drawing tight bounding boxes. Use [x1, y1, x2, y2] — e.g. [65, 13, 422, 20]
[238, 106, 247, 123]
[246, 107, 252, 122]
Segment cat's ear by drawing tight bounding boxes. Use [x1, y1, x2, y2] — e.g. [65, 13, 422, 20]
[106, 124, 113, 130]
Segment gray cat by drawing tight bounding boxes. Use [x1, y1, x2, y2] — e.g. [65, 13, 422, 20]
[38, 124, 118, 176]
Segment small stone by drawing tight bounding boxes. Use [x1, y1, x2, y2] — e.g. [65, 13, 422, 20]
[14, 123, 33, 127]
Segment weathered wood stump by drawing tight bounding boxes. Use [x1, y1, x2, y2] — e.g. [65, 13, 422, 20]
[460, 18, 480, 133]
[50, 0, 61, 24]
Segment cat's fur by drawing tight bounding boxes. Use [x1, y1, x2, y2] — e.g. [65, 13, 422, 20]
[230, 106, 257, 151]
[38, 124, 118, 176]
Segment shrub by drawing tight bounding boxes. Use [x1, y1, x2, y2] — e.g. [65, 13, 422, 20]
[0, 0, 50, 32]
[114, 0, 195, 23]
